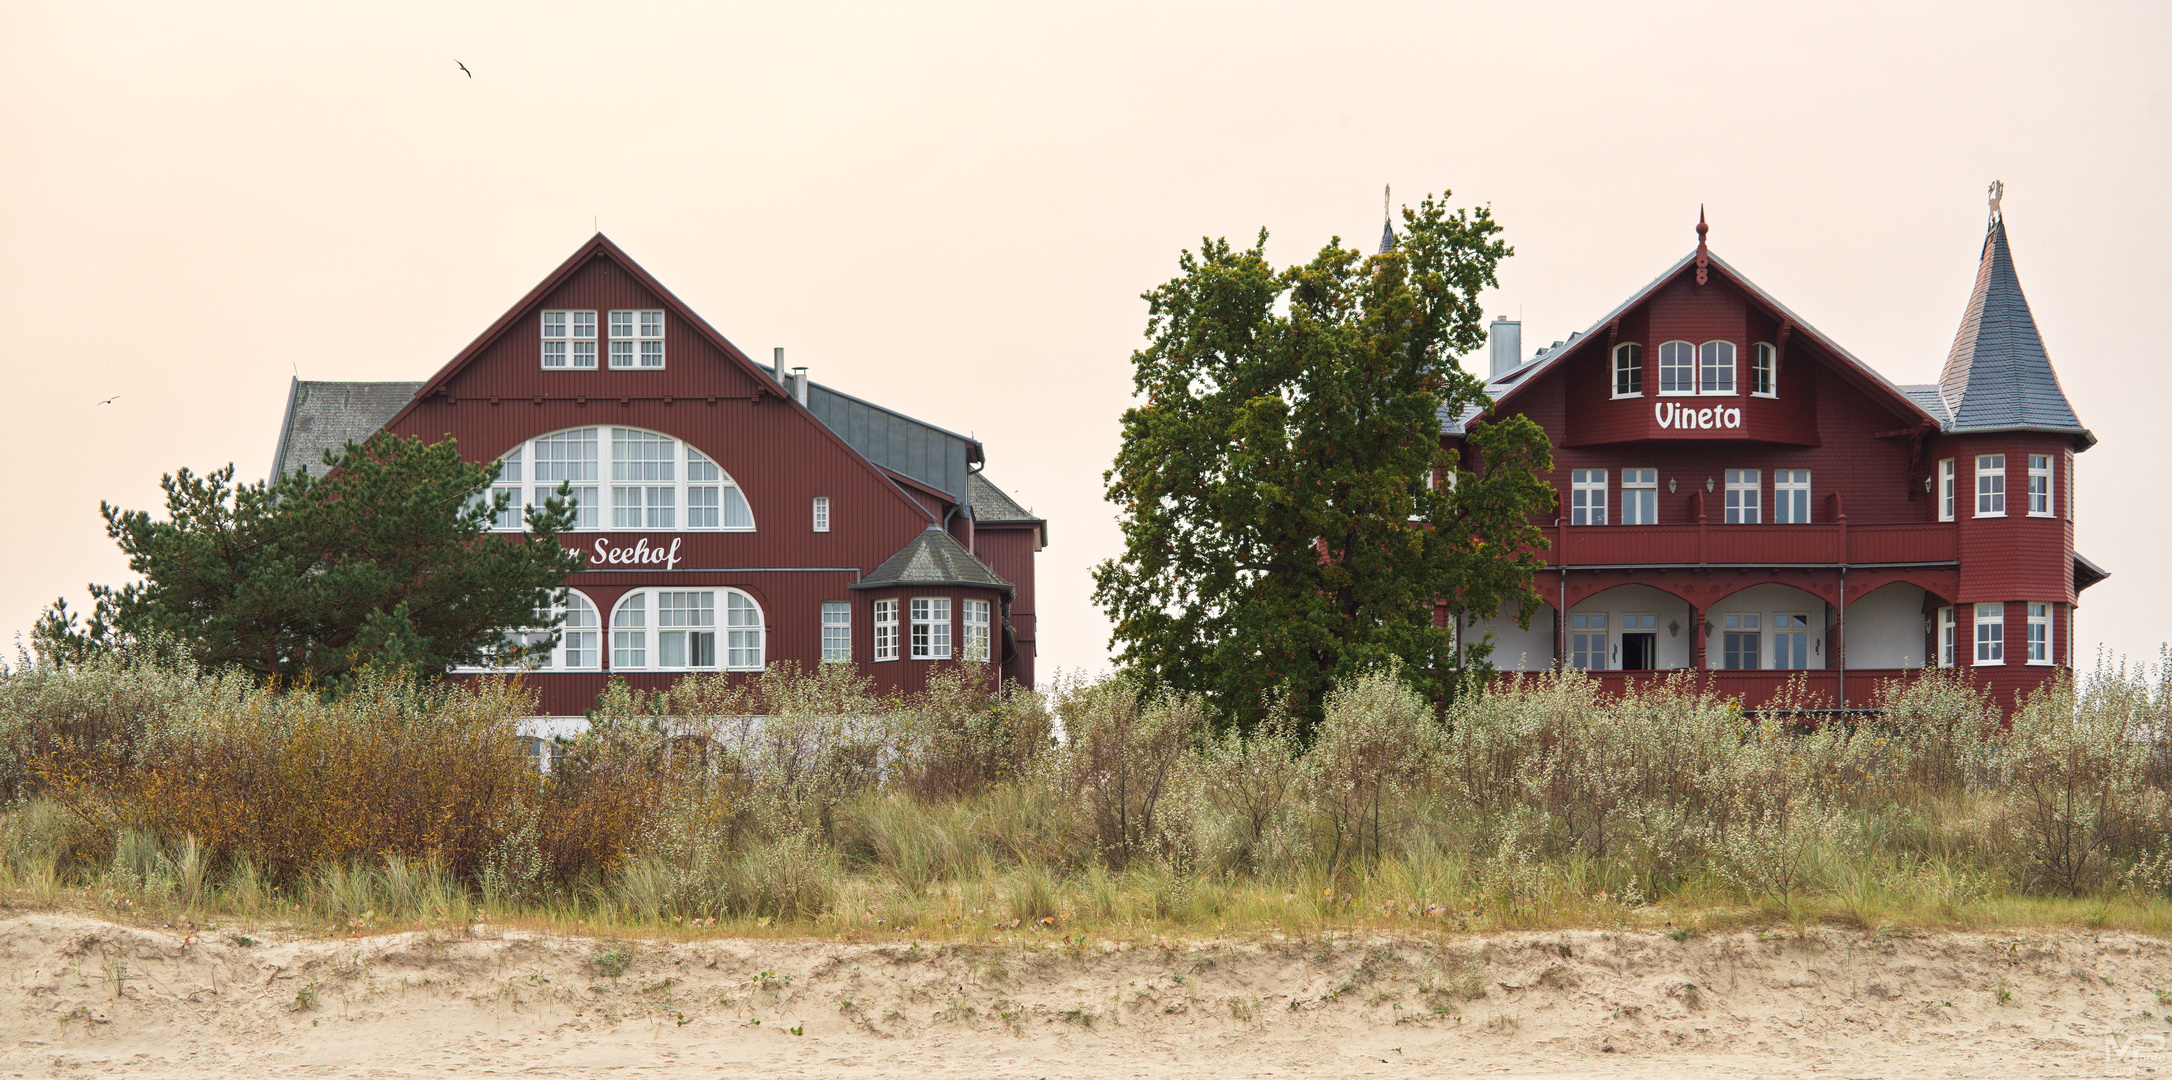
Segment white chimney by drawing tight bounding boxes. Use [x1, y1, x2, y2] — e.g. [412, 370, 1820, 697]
[791, 366, 809, 405]
[1487, 317, 1523, 381]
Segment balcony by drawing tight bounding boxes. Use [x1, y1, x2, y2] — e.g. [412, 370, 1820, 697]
[1498, 669, 1924, 712]
[1544, 521, 1958, 568]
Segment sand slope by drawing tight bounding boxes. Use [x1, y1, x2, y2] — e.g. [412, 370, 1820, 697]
[3, 912, 2170, 1077]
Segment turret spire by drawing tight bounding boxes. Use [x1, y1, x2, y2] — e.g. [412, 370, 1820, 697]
[1936, 189, 2092, 448]
[1377, 184, 1397, 254]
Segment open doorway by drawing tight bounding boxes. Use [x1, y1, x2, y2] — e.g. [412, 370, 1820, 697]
[1621, 613, 1658, 670]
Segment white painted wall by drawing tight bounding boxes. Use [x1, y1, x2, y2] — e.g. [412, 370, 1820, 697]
[1565, 584, 1694, 670]
[1706, 583, 1830, 670]
[1465, 603, 1554, 671]
[1846, 583, 1927, 669]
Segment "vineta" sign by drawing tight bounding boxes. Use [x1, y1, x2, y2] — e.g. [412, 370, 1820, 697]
[1655, 401, 1742, 431]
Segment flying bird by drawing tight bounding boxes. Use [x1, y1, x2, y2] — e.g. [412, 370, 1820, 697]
[97, 395, 120, 406]
[456, 60, 472, 78]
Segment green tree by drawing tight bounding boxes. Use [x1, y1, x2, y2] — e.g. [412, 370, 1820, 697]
[1092, 192, 1555, 733]
[35, 433, 586, 684]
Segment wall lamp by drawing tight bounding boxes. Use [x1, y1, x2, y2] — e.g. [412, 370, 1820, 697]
[1705, 476, 1716, 494]
[1667, 477, 1678, 494]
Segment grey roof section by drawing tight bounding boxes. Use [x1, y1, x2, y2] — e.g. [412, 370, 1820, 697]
[1935, 217, 2092, 447]
[767, 367, 977, 500]
[1897, 384, 1953, 427]
[270, 380, 423, 479]
[851, 525, 1013, 593]
[967, 473, 1040, 522]
[1377, 219, 1397, 254]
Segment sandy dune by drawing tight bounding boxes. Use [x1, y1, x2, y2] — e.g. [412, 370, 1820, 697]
[3, 912, 2170, 1077]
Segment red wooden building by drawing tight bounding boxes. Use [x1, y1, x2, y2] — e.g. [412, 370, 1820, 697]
[270, 236, 1045, 718]
[1451, 199, 2103, 711]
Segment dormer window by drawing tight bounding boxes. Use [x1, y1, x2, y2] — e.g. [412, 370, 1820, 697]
[1611, 343, 1642, 397]
[608, 310, 665, 369]
[1751, 342, 1777, 397]
[1658, 341, 1695, 394]
[542, 310, 598, 369]
[1698, 341, 1736, 395]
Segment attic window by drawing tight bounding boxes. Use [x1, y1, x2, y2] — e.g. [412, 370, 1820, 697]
[1751, 343, 1777, 397]
[1698, 341, 1737, 395]
[1658, 341, 1694, 394]
[542, 310, 598, 369]
[1611, 343, 1642, 397]
[609, 310, 665, 370]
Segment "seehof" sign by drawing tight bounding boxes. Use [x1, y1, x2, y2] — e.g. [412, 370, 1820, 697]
[587, 536, 684, 570]
[1655, 400, 1743, 431]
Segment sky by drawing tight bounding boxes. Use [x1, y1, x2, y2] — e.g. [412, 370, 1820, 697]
[3, 0, 2167, 679]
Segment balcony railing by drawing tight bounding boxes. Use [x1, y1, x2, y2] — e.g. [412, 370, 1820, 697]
[1544, 521, 1957, 568]
[1498, 668, 1932, 711]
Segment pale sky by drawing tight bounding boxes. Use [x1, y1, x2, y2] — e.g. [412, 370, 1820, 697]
[4, 1, 2167, 679]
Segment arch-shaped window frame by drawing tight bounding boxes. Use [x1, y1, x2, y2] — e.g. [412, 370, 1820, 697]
[484, 426, 755, 534]
[1751, 341, 1778, 398]
[1611, 342, 1643, 398]
[455, 587, 603, 672]
[1697, 340, 1737, 395]
[609, 586, 766, 672]
[1657, 340, 1696, 395]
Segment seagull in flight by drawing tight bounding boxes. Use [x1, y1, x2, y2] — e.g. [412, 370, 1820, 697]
[456, 60, 472, 78]
[97, 395, 120, 406]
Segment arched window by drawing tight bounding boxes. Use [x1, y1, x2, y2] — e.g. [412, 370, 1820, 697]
[484, 427, 753, 533]
[458, 588, 601, 671]
[1657, 341, 1695, 394]
[1698, 341, 1737, 395]
[610, 587, 765, 672]
[1611, 343, 1642, 397]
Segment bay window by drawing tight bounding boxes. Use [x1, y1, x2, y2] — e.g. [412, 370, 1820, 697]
[1974, 602, 2004, 665]
[2027, 602, 2052, 664]
[2027, 454, 2052, 516]
[609, 588, 764, 671]
[962, 599, 992, 663]
[873, 599, 900, 662]
[910, 597, 952, 660]
[489, 427, 752, 532]
[1975, 455, 2006, 517]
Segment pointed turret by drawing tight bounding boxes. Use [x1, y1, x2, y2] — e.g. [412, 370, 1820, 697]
[1936, 202, 2092, 448]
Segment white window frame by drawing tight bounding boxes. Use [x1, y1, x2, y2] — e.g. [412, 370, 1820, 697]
[1723, 469, 1761, 524]
[2027, 454, 2053, 517]
[1622, 468, 1658, 525]
[1751, 342, 1777, 398]
[1720, 612, 1762, 670]
[1611, 343, 1642, 398]
[1569, 469, 1607, 525]
[607, 309, 666, 370]
[813, 496, 831, 533]
[541, 309, 598, 370]
[1937, 606, 1956, 668]
[1938, 458, 1956, 522]
[1697, 340, 1737, 396]
[821, 601, 852, 663]
[873, 599, 900, 662]
[962, 599, 992, 663]
[1973, 602, 2005, 666]
[456, 588, 603, 672]
[1975, 454, 2006, 517]
[1772, 612, 1813, 670]
[1774, 469, 1811, 524]
[909, 597, 952, 660]
[487, 426, 754, 533]
[2066, 452, 2074, 522]
[485, 447, 526, 530]
[1657, 340, 1695, 395]
[608, 587, 764, 672]
[2026, 602, 2052, 665]
[1568, 612, 1607, 671]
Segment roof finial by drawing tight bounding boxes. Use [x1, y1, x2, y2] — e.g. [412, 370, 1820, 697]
[1694, 205, 1710, 285]
[1987, 179, 2004, 225]
[1376, 183, 1397, 254]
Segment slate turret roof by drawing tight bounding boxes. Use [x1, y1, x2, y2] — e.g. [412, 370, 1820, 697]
[1935, 215, 2092, 448]
[852, 525, 1013, 593]
[270, 379, 423, 479]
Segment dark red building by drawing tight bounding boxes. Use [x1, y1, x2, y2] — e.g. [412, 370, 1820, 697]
[271, 236, 1045, 719]
[1453, 200, 2102, 710]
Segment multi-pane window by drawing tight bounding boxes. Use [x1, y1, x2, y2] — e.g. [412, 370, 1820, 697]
[1774, 469, 1811, 524]
[1937, 606, 1956, 667]
[962, 599, 992, 663]
[1570, 469, 1607, 525]
[486, 448, 525, 530]
[1724, 469, 1761, 524]
[2026, 602, 2051, 664]
[492, 427, 750, 532]
[1612, 343, 1642, 397]
[910, 597, 952, 660]
[1622, 468, 1658, 525]
[872, 599, 899, 662]
[813, 496, 830, 533]
[461, 589, 602, 672]
[1658, 341, 1695, 394]
[541, 310, 598, 369]
[608, 588, 763, 671]
[1974, 602, 2004, 665]
[821, 601, 853, 662]
[1772, 613, 1811, 669]
[2027, 454, 2052, 516]
[1698, 341, 1736, 394]
[1975, 455, 2006, 516]
[1751, 342, 1777, 396]
[1569, 612, 1607, 670]
[1938, 458, 1956, 522]
[1721, 613, 1761, 670]
[608, 309, 665, 369]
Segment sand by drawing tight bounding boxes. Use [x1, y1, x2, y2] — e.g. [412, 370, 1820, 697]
[3, 912, 2170, 1078]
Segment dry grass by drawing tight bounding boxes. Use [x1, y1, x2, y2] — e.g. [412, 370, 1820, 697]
[4, 646, 2172, 943]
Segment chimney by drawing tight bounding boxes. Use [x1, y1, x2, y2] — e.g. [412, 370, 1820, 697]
[772, 347, 787, 385]
[791, 366, 809, 405]
[1487, 317, 1522, 381]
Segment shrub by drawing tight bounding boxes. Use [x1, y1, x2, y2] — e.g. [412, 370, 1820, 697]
[1044, 675, 1200, 868]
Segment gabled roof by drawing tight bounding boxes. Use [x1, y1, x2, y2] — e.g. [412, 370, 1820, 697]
[1447, 247, 1942, 436]
[851, 525, 1013, 593]
[1936, 216, 2092, 448]
[270, 379, 423, 479]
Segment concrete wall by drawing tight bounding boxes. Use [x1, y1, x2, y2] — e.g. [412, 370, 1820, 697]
[1847, 583, 1927, 669]
[1465, 604, 1554, 671]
